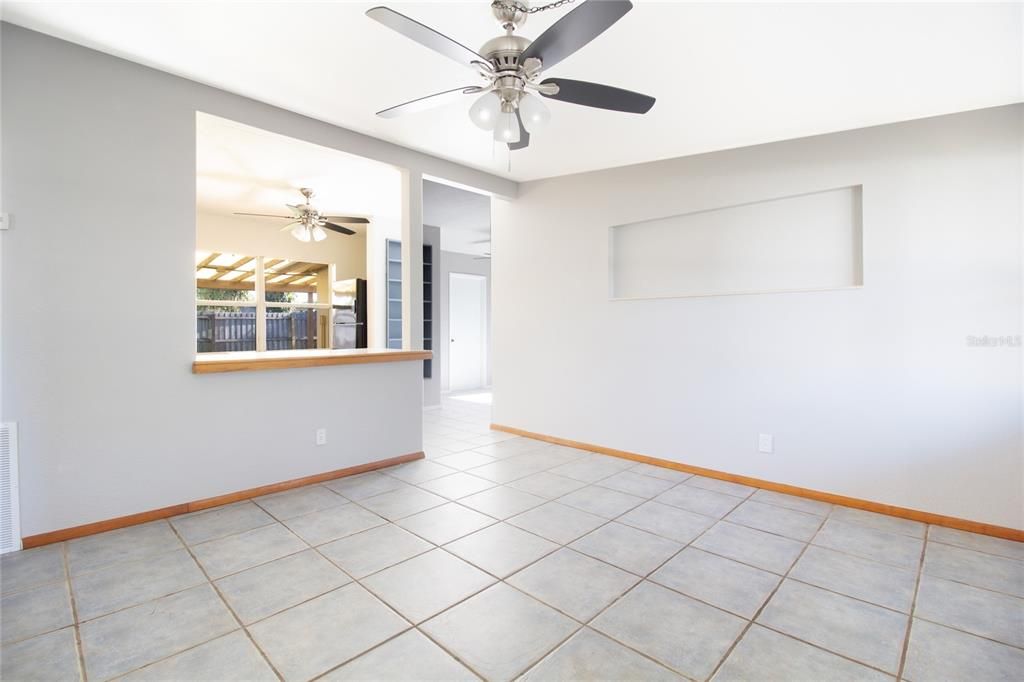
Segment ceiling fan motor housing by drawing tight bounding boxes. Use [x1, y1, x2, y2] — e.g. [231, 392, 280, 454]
[480, 34, 531, 73]
[480, 34, 533, 107]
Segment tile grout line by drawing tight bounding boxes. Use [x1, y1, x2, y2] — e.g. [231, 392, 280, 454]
[163, 520, 287, 682]
[919, 539, 1024, 564]
[61, 541, 89, 682]
[564, 512, 727, 679]
[428, 416, 1024, 658]
[399, 514, 671, 680]
[298, 518, 497, 681]
[55, 511, 321, 629]
[724, 505, 957, 679]
[465, 435, 981, 543]
[408, 459, 830, 584]
[23, 525, 251, 680]
[385, 416, 1024, 676]
[302, 448, 684, 680]
[401, 452, 1021, 629]
[539, 505, 914, 678]
[535, 482, 757, 675]
[710, 510, 936, 679]
[896, 528, 930, 681]
[526, 487, 759, 680]
[702, 512, 826, 681]
[247, 489, 486, 681]
[535, 486, 912, 680]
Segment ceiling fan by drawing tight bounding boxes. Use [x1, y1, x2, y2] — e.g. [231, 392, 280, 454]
[367, 0, 655, 150]
[233, 188, 370, 242]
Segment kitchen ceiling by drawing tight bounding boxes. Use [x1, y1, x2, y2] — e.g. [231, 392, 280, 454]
[4, 1, 1020, 182]
[197, 112, 403, 225]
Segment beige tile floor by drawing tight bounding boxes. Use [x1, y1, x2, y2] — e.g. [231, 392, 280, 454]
[2, 395, 1022, 681]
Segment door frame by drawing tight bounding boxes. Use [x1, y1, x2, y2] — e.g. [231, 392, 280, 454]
[447, 272, 488, 392]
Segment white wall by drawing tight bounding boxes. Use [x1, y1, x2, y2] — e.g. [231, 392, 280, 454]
[610, 185, 862, 299]
[441, 251, 492, 393]
[0, 24, 514, 536]
[493, 105, 1023, 529]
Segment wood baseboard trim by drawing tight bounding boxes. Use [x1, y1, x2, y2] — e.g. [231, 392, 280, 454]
[491, 424, 1023, 542]
[21, 451, 424, 549]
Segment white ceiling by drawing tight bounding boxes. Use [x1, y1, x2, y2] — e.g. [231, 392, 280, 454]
[5, 2, 1021, 182]
[196, 112, 402, 229]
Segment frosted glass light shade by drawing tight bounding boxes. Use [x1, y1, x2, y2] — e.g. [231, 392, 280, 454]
[312, 225, 328, 242]
[517, 93, 550, 132]
[291, 224, 312, 242]
[469, 91, 500, 131]
[493, 110, 520, 143]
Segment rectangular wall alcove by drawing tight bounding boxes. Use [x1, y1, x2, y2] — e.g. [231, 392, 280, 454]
[610, 185, 863, 299]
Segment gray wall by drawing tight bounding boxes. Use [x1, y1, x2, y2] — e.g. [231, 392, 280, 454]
[492, 105, 1023, 529]
[0, 24, 513, 536]
[440, 251, 492, 393]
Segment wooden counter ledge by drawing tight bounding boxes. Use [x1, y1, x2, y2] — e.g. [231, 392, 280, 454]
[193, 348, 432, 374]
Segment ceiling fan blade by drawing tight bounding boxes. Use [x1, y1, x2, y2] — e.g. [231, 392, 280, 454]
[285, 203, 306, 217]
[519, 0, 632, 71]
[508, 110, 530, 151]
[323, 222, 357, 236]
[366, 6, 484, 68]
[377, 86, 483, 119]
[323, 215, 370, 224]
[233, 212, 292, 219]
[539, 78, 655, 113]
[279, 221, 301, 232]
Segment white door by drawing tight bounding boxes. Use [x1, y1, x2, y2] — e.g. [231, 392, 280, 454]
[449, 273, 486, 391]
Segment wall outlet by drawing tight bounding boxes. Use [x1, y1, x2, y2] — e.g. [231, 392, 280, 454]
[758, 433, 774, 453]
[315, 428, 327, 446]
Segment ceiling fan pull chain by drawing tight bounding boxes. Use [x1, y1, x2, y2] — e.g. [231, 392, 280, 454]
[490, 0, 578, 15]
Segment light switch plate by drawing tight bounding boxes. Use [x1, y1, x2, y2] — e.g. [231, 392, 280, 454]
[758, 434, 773, 453]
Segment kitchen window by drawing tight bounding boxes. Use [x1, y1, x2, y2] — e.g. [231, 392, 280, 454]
[195, 252, 333, 353]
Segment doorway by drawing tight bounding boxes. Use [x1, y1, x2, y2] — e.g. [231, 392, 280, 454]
[448, 272, 487, 392]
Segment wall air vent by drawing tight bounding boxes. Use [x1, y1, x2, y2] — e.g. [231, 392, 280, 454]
[0, 423, 21, 554]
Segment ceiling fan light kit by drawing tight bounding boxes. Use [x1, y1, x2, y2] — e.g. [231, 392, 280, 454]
[367, 0, 655, 152]
[290, 224, 328, 243]
[494, 104, 521, 143]
[517, 93, 551, 131]
[470, 90, 502, 129]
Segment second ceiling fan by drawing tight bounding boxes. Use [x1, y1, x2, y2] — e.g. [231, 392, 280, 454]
[367, 0, 656, 151]
[234, 188, 369, 243]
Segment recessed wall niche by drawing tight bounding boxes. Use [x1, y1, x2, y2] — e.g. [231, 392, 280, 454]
[610, 185, 863, 299]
